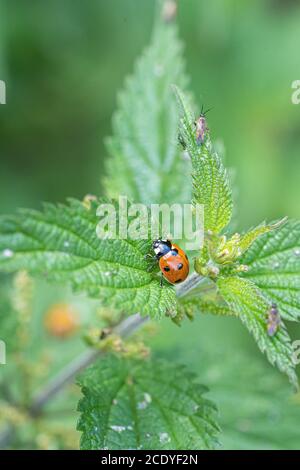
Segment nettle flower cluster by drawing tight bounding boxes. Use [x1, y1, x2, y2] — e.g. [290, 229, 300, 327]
[0, 2, 299, 451]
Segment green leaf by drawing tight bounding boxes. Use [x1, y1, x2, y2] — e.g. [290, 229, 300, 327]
[77, 354, 220, 450]
[199, 350, 300, 450]
[242, 219, 300, 322]
[217, 276, 298, 388]
[0, 199, 176, 319]
[237, 218, 287, 256]
[104, 16, 190, 205]
[178, 295, 234, 319]
[173, 86, 233, 234]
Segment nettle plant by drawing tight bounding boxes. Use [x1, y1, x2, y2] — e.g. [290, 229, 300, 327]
[1, 4, 300, 450]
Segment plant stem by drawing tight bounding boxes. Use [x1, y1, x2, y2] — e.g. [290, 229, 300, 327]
[176, 272, 205, 298]
[0, 273, 205, 448]
[26, 275, 205, 416]
[0, 425, 14, 449]
[0, 313, 148, 448]
[30, 313, 148, 416]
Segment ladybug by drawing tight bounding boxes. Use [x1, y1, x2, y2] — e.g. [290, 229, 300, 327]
[152, 239, 189, 285]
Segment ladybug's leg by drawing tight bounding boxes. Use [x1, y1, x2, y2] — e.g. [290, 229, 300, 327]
[160, 273, 164, 287]
[144, 254, 158, 272]
[146, 262, 158, 272]
[144, 253, 158, 263]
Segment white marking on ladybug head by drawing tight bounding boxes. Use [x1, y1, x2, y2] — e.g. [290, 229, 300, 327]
[152, 239, 172, 257]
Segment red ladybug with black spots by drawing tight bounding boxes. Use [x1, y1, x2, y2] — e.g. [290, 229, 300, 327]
[152, 239, 189, 285]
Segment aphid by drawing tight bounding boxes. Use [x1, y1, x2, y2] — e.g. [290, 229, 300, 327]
[266, 303, 281, 336]
[162, 1, 177, 23]
[152, 239, 189, 285]
[195, 105, 211, 145]
[178, 132, 187, 150]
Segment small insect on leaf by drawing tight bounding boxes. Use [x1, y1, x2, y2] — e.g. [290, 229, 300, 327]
[195, 105, 212, 145]
[266, 303, 281, 337]
[162, 0, 177, 23]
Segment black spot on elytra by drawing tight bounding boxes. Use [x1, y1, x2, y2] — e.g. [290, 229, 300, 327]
[177, 263, 183, 270]
[175, 279, 182, 284]
[164, 266, 170, 272]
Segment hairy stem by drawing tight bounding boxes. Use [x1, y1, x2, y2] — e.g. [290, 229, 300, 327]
[0, 313, 148, 448]
[30, 313, 148, 416]
[0, 273, 206, 448]
[30, 274, 204, 415]
[176, 272, 205, 298]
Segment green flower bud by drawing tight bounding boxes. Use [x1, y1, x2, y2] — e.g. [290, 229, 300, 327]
[211, 233, 242, 265]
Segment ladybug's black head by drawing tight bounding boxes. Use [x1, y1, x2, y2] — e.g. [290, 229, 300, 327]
[152, 239, 172, 259]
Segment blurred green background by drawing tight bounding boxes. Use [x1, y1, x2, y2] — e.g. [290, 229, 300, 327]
[1, 0, 300, 450]
[1, 0, 300, 225]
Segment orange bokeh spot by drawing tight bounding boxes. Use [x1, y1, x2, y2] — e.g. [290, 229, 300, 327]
[44, 303, 79, 338]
